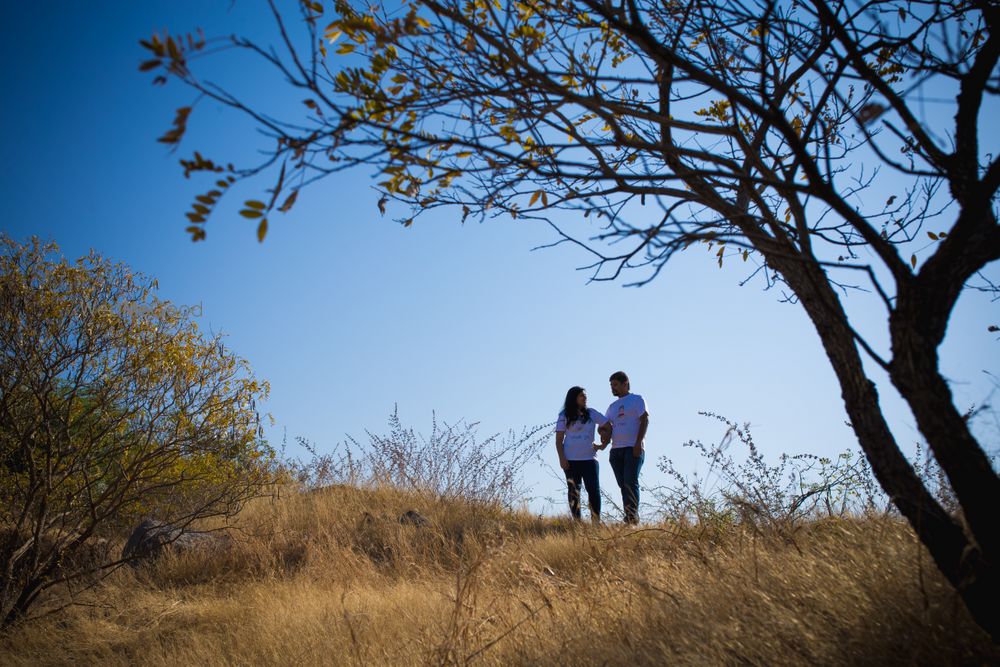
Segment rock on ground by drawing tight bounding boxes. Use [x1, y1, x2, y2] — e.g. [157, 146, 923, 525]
[121, 519, 229, 562]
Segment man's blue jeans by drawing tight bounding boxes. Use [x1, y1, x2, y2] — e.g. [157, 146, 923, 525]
[608, 447, 644, 523]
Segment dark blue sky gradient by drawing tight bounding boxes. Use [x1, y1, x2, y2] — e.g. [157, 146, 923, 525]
[2, 2, 997, 512]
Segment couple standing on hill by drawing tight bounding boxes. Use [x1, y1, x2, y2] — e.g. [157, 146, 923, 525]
[555, 371, 649, 524]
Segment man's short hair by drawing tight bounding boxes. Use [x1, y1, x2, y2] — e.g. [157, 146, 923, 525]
[609, 371, 629, 383]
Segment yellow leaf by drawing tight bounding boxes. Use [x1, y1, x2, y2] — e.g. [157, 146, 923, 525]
[910, 254, 917, 269]
[278, 190, 299, 213]
[529, 190, 541, 206]
[257, 218, 268, 242]
[336, 43, 356, 55]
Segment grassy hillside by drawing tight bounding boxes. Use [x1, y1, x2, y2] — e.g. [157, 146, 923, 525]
[1, 485, 995, 666]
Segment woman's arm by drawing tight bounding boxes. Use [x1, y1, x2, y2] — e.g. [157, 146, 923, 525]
[555, 431, 569, 470]
[598, 421, 612, 446]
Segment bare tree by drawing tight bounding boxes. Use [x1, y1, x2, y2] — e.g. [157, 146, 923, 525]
[141, 0, 999, 638]
[0, 236, 273, 629]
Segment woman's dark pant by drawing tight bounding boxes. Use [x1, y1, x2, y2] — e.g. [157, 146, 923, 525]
[565, 459, 600, 521]
[609, 447, 644, 523]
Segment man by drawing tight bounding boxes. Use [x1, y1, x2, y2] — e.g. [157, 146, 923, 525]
[598, 371, 649, 524]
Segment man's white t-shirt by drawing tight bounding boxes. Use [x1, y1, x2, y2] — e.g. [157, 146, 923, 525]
[605, 394, 649, 448]
[556, 408, 610, 460]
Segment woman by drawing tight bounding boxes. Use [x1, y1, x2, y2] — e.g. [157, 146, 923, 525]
[555, 386, 609, 522]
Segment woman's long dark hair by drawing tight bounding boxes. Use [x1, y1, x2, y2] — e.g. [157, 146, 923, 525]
[562, 386, 590, 426]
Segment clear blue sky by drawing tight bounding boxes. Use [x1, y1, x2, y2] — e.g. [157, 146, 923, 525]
[2, 2, 997, 514]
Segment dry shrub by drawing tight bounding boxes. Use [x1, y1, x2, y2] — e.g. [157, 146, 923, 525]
[280, 408, 549, 508]
[650, 412, 898, 536]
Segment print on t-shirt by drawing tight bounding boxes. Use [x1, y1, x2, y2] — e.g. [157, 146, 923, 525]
[605, 394, 649, 448]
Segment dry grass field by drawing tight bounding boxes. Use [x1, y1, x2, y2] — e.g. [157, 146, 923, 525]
[1, 485, 996, 666]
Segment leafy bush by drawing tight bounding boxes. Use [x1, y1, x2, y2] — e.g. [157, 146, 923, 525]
[0, 236, 273, 628]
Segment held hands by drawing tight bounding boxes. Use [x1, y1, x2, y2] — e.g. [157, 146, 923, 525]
[593, 441, 608, 451]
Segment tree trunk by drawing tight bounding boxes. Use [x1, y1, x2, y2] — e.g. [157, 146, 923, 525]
[771, 256, 1000, 642]
[0, 575, 42, 631]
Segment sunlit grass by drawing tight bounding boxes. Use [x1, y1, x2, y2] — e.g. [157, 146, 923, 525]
[1, 484, 995, 666]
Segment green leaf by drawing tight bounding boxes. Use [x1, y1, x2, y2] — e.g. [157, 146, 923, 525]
[240, 210, 264, 219]
[257, 218, 268, 242]
[245, 200, 267, 210]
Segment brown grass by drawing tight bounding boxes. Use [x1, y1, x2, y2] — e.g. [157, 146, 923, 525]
[1, 485, 995, 666]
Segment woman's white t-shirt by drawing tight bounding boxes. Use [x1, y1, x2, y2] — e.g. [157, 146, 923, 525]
[556, 408, 610, 460]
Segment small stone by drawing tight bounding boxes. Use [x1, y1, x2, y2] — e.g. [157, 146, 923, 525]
[121, 519, 228, 563]
[398, 510, 430, 527]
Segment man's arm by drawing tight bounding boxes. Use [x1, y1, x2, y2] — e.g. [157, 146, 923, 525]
[633, 413, 649, 456]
